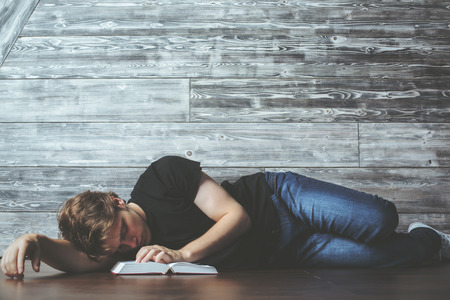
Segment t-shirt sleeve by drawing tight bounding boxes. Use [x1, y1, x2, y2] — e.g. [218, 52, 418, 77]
[128, 156, 211, 249]
[130, 156, 202, 205]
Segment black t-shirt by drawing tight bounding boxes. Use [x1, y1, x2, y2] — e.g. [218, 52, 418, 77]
[128, 156, 279, 270]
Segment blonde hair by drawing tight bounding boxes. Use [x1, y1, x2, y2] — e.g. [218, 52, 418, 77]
[57, 190, 122, 261]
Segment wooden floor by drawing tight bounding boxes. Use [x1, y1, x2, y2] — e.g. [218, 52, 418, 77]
[2, 260, 450, 300]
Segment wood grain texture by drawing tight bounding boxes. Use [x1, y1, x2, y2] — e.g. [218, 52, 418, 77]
[0, 34, 449, 79]
[0, 167, 144, 212]
[398, 213, 450, 232]
[3, 0, 446, 79]
[266, 168, 450, 214]
[21, 0, 450, 37]
[3, 263, 450, 300]
[0, 166, 262, 212]
[0, 79, 189, 122]
[0, 0, 39, 65]
[191, 78, 450, 123]
[0, 123, 358, 167]
[360, 124, 450, 167]
[0, 212, 58, 256]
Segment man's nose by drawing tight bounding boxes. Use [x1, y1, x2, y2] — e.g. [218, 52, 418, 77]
[124, 236, 138, 248]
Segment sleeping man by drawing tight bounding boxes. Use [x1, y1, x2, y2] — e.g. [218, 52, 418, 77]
[2, 156, 449, 279]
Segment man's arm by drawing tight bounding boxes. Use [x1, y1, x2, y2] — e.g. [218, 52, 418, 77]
[135, 171, 251, 263]
[1, 233, 117, 278]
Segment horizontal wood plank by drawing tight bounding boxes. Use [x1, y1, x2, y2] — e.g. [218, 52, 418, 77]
[1, 35, 449, 79]
[0, 0, 39, 65]
[191, 78, 450, 123]
[360, 124, 450, 167]
[398, 213, 450, 232]
[265, 168, 450, 214]
[22, 0, 450, 37]
[0, 123, 358, 168]
[0, 79, 189, 122]
[2, 167, 448, 214]
[0, 212, 58, 256]
[0, 167, 263, 212]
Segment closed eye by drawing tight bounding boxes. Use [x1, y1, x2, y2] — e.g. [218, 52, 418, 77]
[117, 219, 130, 253]
[120, 219, 128, 241]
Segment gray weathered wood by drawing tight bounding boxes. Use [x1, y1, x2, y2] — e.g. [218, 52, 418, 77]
[2, 167, 448, 214]
[0, 167, 144, 212]
[0, 166, 262, 212]
[191, 78, 450, 123]
[0, 123, 358, 167]
[360, 124, 450, 167]
[0, 79, 189, 122]
[4, 0, 447, 80]
[398, 214, 450, 232]
[0, 212, 58, 256]
[1, 35, 449, 79]
[0, 0, 39, 65]
[21, 0, 450, 37]
[266, 167, 450, 214]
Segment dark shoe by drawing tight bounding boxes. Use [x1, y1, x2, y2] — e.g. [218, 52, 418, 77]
[408, 222, 450, 260]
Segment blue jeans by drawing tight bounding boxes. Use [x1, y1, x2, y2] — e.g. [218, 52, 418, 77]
[265, 171, 441, 268]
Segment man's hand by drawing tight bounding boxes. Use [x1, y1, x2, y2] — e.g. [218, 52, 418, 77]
[135, 245, 187, 264]
[1, 234, 41, 279]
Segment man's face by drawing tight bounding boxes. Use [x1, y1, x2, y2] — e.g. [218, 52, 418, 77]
[105, 207, 152, 254]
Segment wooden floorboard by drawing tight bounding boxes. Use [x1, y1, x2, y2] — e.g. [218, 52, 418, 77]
[308, 265, 450, 299]
[1, 260, 450, 300]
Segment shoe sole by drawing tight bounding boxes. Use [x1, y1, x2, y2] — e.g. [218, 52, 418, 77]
[408, 222, 432, 233]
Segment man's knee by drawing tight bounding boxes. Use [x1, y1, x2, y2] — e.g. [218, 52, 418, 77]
[373, 200, 399, 240]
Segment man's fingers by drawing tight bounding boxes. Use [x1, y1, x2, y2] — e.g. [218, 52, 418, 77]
[147, 249, 159, 262]
[1, 255, 10, 276]
[16, 247, 25, 275]
[135, 248, 145, 263]
[154, 251, 166, 263]
[135, 245, 175, 264]
[30, 247, 41, 272]
[136, 248, 157, 263]
[154, 251, 170, 264]
[142, 250, 158, 263]
[1, 248, 21, 278]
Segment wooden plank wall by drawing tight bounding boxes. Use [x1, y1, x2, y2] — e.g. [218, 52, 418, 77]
[0, 0, 449, 256]
[0, 0, 39, 65]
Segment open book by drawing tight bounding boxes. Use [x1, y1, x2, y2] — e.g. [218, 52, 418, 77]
[111, 261, 219, 275]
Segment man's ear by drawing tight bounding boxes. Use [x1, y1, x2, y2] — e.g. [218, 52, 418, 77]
[112, 197, 127, 208]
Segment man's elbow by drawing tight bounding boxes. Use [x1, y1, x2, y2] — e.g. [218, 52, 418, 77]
[238, 208, 252, 234]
